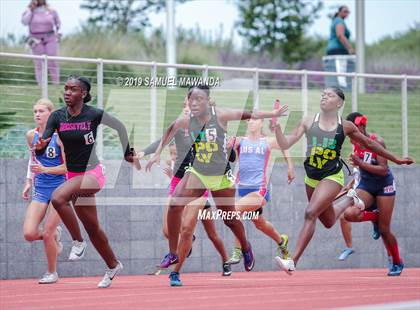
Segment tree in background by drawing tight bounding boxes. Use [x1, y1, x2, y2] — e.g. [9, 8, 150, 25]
[80, 0, 166, 33]
[236, 0, 323, 65]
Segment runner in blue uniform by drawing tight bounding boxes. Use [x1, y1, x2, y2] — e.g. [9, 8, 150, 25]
[228, 118, 295, 265]
[22, 98, 68, 284]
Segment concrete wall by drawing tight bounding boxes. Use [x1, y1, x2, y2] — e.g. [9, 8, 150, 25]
[0, 159, 419, 279]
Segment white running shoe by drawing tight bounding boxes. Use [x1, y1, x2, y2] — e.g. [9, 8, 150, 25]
[55, 226, 63, 256]
[347, 189, 365, 210]
[275, 256, 295, 275]
[97, 260, 123, 288]
[68, 240, 87, 261]
[39, 272, 58, 284]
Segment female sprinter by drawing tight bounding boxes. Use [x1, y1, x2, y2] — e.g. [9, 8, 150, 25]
[35, 75, 140, 288]
[343, 112, 404, 276]
[228, 118, 295, 264]
[141, 98, 233, 277]
[146, 84, 288, 286]
[274, 87, 413, 274]
[22, 98, 69, 283]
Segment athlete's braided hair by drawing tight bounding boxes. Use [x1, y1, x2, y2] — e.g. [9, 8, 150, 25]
[328, 86, 345, 101]
[187, 84, 210, 99]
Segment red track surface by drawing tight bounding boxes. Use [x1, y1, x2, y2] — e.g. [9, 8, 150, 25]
[1, 268, 419, 310]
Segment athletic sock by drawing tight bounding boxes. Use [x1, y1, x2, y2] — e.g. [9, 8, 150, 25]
[389, 242, 402, 264]
[382, 239, 392, 257]
[384, 241, 402, 264]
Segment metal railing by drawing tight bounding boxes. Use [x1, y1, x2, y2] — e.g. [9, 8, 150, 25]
[1, 52, 419, 159]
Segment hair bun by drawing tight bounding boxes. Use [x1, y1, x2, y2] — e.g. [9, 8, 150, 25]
[83, 92, 92, 103]
[78, 76, 91, 92]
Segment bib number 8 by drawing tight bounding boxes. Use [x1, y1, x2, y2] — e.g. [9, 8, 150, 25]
[46, 146, 56, 158]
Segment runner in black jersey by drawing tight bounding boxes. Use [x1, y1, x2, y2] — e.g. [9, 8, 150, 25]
[35, 75, 140, 288]
[273, 87, 413, 275]
[141, 101, 233, 277]
[146, 84, 288, 286]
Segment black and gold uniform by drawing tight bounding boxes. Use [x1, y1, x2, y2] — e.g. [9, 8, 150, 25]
[303, 113, 345, 188]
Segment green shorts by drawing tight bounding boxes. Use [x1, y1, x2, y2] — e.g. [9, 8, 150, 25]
[304, 169, 344, 188]
[186, 167, 234, 192]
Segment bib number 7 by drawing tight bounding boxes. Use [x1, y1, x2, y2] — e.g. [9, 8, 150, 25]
[363, 152, 372, 164]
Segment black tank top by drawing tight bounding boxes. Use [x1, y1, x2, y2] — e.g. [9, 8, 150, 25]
[189, 106, 230, 176]
[304, 113, 345, 180]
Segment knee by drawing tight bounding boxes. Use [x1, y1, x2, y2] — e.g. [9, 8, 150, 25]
[42, 226, 56, 241]
[180, 225, 194, 241]
[206, 231, 218, 242]
[223, 218, 237, 229]
[51, 192, 66, 209]
[304, 207, 318, 222]
[343, 209, 358, 222]
[42, 223, 57, 240]
[343, 209, 352, 221]
[83, 222, 100, 235]
[323, 221, 334, 229]
[23, 230, 38, 242]
[253, 221, 266, 231]
[378, 224, 391, 236]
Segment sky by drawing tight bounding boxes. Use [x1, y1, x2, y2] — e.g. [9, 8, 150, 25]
[1, 0, 419, 45]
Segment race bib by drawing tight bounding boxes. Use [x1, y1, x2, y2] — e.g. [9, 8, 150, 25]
[363, 152, 373, 164]
[84, 131, 95, 145]
[45, 146, 56, 158]
[205, 128, 217, 142]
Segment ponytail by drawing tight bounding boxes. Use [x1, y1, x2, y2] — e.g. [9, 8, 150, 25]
[83, 92, 92, 103]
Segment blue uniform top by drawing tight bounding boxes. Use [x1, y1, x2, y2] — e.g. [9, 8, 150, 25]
[326, 17, 350, 53]
[31, 129, 66, 188]
[237, 137, 270, 189]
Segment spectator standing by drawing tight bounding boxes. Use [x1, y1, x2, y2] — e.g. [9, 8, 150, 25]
[326, 6, 354, 55]
[22, 0, 61, 85]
